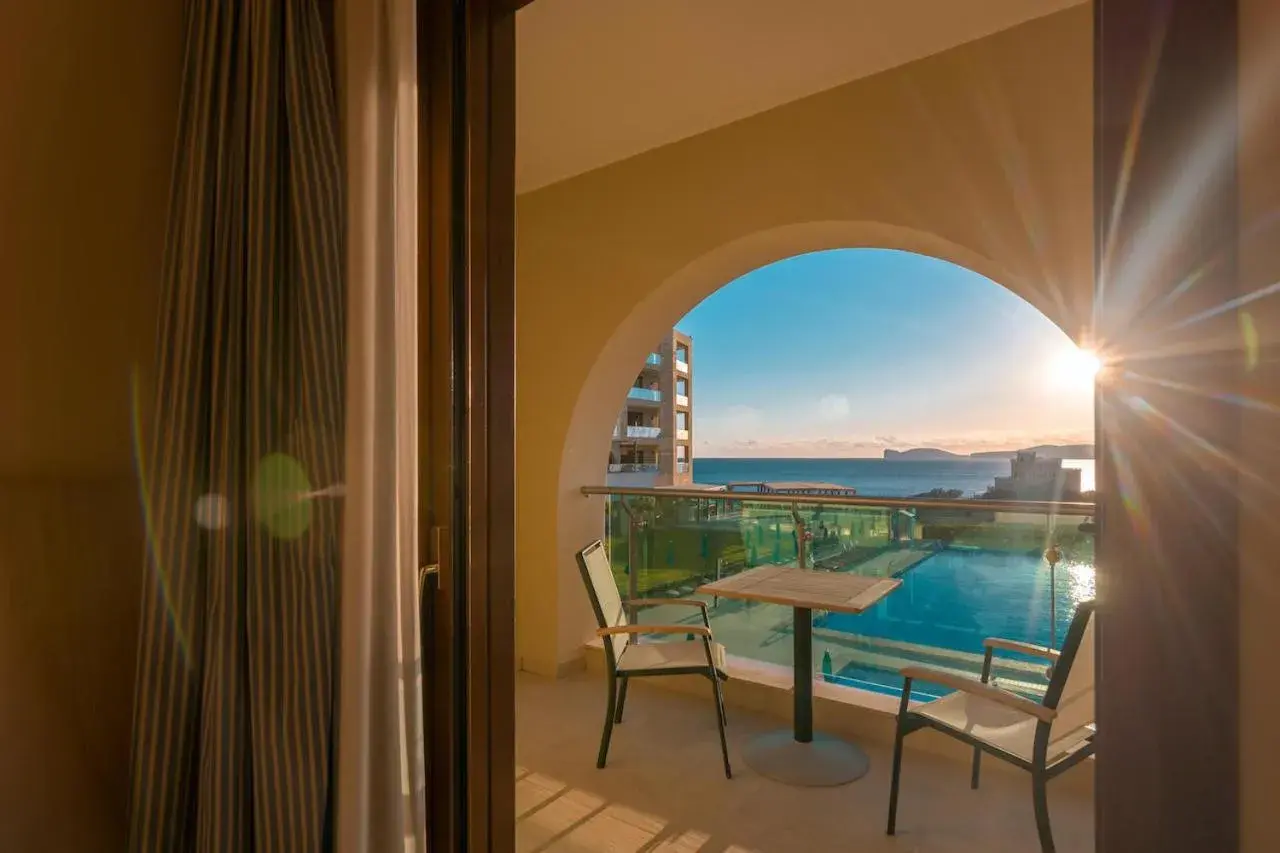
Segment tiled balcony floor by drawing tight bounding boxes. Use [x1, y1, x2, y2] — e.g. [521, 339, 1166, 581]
[516, 672, 1093, 853]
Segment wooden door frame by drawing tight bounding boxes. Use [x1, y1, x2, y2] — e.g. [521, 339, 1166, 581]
[419, 0, 517, 849]
[1094, 1, 1239, 850]
[416, 0, 1246, 849]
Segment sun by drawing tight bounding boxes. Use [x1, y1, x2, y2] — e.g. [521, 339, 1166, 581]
[1052, 346, 1103, 388]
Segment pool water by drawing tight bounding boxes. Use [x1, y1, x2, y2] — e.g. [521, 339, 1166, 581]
[818, 548, 1095, 696]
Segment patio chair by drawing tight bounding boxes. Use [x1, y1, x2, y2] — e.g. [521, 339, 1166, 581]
[576, 540, 732, 778]
[886, 600, 1096, 853]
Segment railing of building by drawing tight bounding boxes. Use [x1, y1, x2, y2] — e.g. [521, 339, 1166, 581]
[586, 484, 1095, 701]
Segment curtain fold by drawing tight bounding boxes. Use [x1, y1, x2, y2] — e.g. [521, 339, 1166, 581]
[128, 0, 347, 850]
[335, 0, 427, 849]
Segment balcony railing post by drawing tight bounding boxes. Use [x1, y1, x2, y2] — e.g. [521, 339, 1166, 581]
[620, 497, 644, 625]
[791, 503, 807, 570]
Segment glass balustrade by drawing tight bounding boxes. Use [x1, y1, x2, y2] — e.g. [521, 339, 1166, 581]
[627, 387, 662, 403]
[607, 463, 661, 473]
[594, 488, 1095, 702]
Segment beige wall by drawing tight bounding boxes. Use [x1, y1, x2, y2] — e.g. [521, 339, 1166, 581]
[1239, 1, 1280, 850]
[514, 6, 1093, 675]
[0, 1, 181, 849]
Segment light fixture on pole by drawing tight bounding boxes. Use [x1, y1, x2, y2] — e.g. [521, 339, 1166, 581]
[1044, 543, 1062, 680]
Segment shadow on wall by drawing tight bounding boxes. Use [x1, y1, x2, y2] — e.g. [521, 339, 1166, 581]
[0, 481, 146, 850]
[0, 0, 181, 849]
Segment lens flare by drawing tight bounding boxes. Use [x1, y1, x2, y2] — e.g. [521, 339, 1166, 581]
[253, 452, 314, 540]
[1052, 346, 1103, 388]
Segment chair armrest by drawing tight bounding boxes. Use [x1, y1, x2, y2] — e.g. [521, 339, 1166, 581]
[625, 598, 708, 611]
[984, 637, 1060, 661]
[597, 624, 712, 638]
[900, 666, 1057, 724]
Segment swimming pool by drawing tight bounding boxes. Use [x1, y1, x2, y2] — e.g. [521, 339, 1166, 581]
[818, 548, 1095, 697]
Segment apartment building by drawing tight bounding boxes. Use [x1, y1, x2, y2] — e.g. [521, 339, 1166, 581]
[607, 330, 694, 487]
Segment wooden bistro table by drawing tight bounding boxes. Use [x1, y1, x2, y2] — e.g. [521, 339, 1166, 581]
[698, 565, 901, 787]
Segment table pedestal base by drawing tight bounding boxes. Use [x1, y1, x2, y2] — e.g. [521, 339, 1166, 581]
[742, 730, 870, 787]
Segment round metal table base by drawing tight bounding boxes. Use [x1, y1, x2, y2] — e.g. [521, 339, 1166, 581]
[742, 730, 871, 787]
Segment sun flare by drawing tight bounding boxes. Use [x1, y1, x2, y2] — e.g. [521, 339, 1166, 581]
[1053, 347, 1103, 388]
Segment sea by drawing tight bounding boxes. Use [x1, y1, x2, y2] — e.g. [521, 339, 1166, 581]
[691, 457, 1096, 498]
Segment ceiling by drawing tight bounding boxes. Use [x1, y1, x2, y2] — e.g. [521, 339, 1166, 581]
[515, 0, 1086, 193]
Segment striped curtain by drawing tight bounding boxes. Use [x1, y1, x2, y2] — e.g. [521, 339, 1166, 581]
[127, 1, 345, 850]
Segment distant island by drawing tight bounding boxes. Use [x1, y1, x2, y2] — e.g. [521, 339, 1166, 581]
[884, 444, 1094, 461]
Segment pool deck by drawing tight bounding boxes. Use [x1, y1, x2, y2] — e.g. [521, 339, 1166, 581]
[842, 543, 939, 577]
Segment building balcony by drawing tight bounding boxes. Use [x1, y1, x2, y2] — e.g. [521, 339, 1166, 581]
[608, 463, 660, 474]
[539, 486, 1097, 849]
[644, 353, 662, 368]
[613, 426, 662, 440]
[675, 359, 690, 375]
[676, 461, 689, 474]
[628, 387, 662, 404]
[675, 394, 689, 408]
[676, 428, 689, 441]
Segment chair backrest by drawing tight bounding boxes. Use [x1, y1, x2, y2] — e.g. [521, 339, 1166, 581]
[1043, 599, 1096, 738]
[576, 540, 628, 665]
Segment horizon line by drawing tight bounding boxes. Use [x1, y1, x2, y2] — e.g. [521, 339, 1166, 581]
[695, 447, 1096, 460]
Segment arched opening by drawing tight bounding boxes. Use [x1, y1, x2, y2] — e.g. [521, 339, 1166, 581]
[577, 244, 1096, 700]
[549, 223, 1094, 673]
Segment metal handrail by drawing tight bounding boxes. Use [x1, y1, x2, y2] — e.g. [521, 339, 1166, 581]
[580, 484, 1096, 516]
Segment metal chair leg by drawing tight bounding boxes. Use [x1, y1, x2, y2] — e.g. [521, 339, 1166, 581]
[614, 677, 630, 724]
[886, 715, 907, 835]
[887, 683, 913, 836]
[597, 673, 618, 769]
[711, 669, 732, 779]
[1032, 771, 1054, 853]
[974, 650, 991, 791]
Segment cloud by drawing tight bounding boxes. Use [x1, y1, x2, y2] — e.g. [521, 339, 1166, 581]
[817, 394, 851, 421]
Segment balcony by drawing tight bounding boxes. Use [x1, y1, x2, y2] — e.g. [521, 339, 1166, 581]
[628, 387, 662, 404]
[562, 485, 1096, 846]
[517, 671, 1093, 851]
[675, 394, 690, 408]
[608, 463, 660, 474]
[676, 428, 689, 441]
[676, 461, 689, 474]
[625, 425, 662, 440]
[645, 353, 662, 367]
[675, 359, 690, 375]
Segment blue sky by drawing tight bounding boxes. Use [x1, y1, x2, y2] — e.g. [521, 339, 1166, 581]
[678, 249, 1095, 458]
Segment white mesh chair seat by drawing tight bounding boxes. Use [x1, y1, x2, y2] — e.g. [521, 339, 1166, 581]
[916, 691, 1095, 764]
[886, 600, 1097, 853]
[618, 639, 727, 673]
